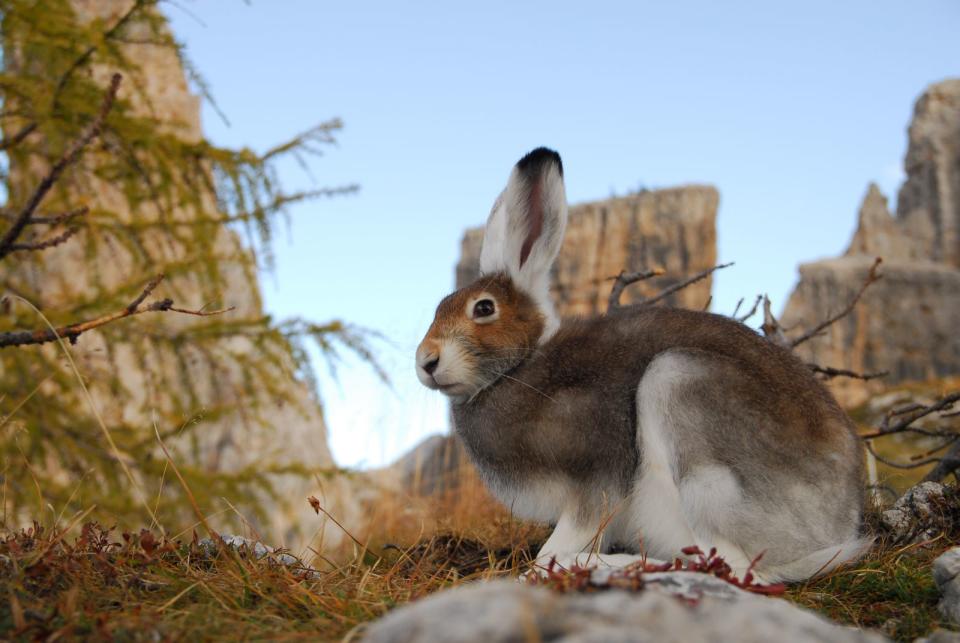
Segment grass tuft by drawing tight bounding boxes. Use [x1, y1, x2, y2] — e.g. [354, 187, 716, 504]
[787, 538, 952, 642]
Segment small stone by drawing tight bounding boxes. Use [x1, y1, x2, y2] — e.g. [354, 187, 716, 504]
[915, 629, 960, 643]
[881, 482, 947, 543]
[196, 534, 308, 570]
[934, 548, 960, 623]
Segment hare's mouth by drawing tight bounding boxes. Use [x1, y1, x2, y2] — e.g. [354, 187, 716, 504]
[415, 366, 470, 396]
[436, 381, 471, 397]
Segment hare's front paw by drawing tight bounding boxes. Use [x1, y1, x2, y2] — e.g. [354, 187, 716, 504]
[523, 510, 653, 579]
[525, 551, 649, 578]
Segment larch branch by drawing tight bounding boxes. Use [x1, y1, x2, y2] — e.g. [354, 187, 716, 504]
[6, 227, 81, 253]
[0, 74, 121, 261]
[0, 122, 37, 151]
[0, 274, 235, 349]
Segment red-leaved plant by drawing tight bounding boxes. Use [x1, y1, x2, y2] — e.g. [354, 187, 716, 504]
[527, 545, 787, 600]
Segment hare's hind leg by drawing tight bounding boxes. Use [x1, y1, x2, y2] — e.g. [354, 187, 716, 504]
[630, 350, 757, 578]
[631, 348, 865, 582]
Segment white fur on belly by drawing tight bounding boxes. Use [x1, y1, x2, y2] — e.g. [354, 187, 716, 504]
[486, 475, 568, 523]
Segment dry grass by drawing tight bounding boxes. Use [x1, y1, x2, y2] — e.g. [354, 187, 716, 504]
[2, 476, 956, 642]
[0, 473, 547, 641]
[0, 522, 516, 640]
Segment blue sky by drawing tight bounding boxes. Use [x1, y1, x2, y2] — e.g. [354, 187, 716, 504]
[166, 0, 958, 468]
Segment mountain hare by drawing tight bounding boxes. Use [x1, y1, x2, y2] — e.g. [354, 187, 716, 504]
[416, 147, 867, 581]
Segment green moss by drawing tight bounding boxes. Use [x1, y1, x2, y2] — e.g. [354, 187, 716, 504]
[788, 544, 952, 641]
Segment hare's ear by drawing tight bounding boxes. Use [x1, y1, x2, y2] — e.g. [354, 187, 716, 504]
[479, 147, 567, 341]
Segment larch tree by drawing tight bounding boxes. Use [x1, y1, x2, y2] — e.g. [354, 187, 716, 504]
[0, 0, 373, 545]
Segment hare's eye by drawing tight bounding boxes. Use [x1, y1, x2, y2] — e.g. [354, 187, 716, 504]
[473, 299, 496, 318]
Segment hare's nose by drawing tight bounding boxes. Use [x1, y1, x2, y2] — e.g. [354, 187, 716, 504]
[421, 355, 440, 375]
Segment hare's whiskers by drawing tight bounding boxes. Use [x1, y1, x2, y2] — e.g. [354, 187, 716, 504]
[498, 372, 557, 403]
[477, 366, 557, 403]
[467, 372, 500, 404]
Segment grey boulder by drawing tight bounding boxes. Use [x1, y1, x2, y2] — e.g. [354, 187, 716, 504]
[363, 576, 887, 643]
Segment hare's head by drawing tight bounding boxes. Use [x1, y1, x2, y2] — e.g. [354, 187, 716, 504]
[416, 147, 568, 399]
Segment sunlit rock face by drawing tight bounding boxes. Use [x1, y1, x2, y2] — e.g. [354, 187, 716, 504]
[457, 185, 719, 313]
[896, 80, 960, 269]
[782, 79, 960, 407]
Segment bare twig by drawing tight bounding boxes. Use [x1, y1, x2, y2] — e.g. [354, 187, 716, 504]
[760, 295, 791, 348]
[125, 273, 164, 312]
[808, 364, 889, 381]
[614, 263, 733, 313]
[606, 268, 664, 311]
[0, 274, 235, 348]
[860, 392, 960, 440]
[0, 74, 121, 261]
[0, 122, 37, 151]
[735, 295, 762, 323]
[870, 426, 958, 440]
[644, 263, 732, 307]
[0, 206, 90, 226]
[167, 305, 235, 317]
[864, 440, 954, 470]
[910, 438, 960, 461]
[923, 440, 960, 483]
[790, 257, 882, 348]
[731, 297, 744, 318]
[5, 227, 81, 253]
[887, 402, 926, 417]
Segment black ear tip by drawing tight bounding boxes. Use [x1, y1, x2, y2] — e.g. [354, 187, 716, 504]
[516, 147, 563, 178]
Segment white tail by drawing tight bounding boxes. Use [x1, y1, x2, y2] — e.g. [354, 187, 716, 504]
[763, 536, 873, 582]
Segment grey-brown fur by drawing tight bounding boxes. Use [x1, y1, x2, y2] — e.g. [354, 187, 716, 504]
[452, 293, 864, 562]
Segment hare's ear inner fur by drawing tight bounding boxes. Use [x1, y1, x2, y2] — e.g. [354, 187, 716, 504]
[479, 147, 567, 343]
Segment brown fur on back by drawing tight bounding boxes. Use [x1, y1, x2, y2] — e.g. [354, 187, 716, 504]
[450, 285, 863, 517]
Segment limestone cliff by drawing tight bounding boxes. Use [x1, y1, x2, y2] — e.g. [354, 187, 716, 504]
[897, 80, 960, 268]
[782, 79, 960, 405]
[457, 186, 719, 313]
